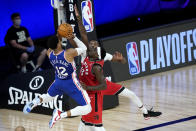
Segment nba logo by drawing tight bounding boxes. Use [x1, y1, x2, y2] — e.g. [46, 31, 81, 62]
[81, 0, 94, 32]
[126, 42, 140, 75]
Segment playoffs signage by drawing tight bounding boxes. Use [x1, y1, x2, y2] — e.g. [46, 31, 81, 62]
[102, 19, 196, 81]
[127, 28, 196, 75]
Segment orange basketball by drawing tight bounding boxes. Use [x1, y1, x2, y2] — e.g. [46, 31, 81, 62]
[57, 23, 73, 38]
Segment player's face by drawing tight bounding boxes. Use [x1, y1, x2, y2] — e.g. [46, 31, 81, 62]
[89, 40, 99, 48]
[88, 46, 99, 59]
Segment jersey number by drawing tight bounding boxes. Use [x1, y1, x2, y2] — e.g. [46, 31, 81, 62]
[56, 66, 68, 77]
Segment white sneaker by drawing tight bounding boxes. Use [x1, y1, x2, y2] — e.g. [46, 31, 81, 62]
[23, 102, 36, 114]
[49, 109, 62, 128]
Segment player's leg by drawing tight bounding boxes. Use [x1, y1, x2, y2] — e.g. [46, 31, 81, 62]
[103, 80, 146, 112]
[119, 86, 161, 119]
[103, 80, 161, 119]
[49, 97, 91, 128]
[23, 80, 58, 114]
[49, 77, 91, 128]
[81, 92, 104, 131]
[119, 87, 148, 114]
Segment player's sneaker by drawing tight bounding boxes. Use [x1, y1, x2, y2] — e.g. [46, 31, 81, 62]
[23, 101, 36, 114]
[49, 109, 62, 128]
[143, 107, 162, 120]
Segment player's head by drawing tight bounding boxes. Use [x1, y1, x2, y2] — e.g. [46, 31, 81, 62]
[89, 40, 99, 49]
[11, 13, 21, 26]
[15, 126, 25, 131]
[88, 40, 106, 60]
[47, 35, 61, 50]
[88, 40, 106, 59]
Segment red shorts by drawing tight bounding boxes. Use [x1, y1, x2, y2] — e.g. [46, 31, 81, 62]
[103, 79, 124, 95]
[82, 91, 104, 126]
[82, 79, 125, 125]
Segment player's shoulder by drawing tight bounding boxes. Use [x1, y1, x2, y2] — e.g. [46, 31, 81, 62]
[65, 48, 75, 54]
[64, 48, 76, 61]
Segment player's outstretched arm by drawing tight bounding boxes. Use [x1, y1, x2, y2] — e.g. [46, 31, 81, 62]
[74, 5, 89, 49]
[81, 64, 107, 91]
[105, 52, 127, 64]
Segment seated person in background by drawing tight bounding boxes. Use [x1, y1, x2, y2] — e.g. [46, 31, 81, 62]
[4, 13, 47, 73]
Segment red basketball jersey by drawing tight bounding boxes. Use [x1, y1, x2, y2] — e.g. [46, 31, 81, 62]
[79, 57, 104, 91]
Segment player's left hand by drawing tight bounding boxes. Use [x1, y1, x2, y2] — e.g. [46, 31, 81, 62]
[74, 5, 80, 17]
[80, 82, 88, 90]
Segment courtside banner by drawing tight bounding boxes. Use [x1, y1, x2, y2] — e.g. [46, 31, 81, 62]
[102, 19, 196, 82]
[0, 69, 118, 113]
[0, 69, 73, 115]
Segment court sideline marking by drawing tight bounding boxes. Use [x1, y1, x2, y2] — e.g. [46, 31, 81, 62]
[134, 115, 196, 131]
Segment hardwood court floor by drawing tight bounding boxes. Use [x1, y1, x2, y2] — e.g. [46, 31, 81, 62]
[1, 65, 196, 131]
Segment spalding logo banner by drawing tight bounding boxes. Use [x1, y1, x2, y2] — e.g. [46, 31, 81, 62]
[1, 69, 76, 115]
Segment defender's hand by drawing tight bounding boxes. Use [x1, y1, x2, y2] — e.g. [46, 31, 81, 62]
[74, 5, 80, 17]
[113, 51, 127, 64]
[80, 82, 88, 90]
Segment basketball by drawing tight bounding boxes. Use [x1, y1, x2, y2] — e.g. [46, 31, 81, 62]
[57, 23, 73, 38]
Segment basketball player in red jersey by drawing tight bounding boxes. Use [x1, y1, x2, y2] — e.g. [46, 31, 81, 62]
[71, 5, 161, 131]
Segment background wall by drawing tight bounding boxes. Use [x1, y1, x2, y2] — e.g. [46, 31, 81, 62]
[0, 0, 55, 47]
[1, 0, 196, 47]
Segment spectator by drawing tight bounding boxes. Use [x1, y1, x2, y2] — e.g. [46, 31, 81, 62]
[15, 126, 25, 131]
[4, 13, 47, 73]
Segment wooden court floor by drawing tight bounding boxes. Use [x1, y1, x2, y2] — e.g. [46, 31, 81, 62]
[1, 65, 196, 131]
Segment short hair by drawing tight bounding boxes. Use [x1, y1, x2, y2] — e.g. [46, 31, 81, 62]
[15, 126, 25, 131]
[11, 13, 20, 20]
[47, 35, 59, 49]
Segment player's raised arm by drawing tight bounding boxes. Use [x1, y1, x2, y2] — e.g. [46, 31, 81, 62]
[74, 5, 89, 48]
[65, 35, 87, 62]
[81, 64, 107, 91]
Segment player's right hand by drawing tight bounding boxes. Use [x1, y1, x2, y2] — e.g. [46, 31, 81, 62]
[66, 33, 75, 40]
